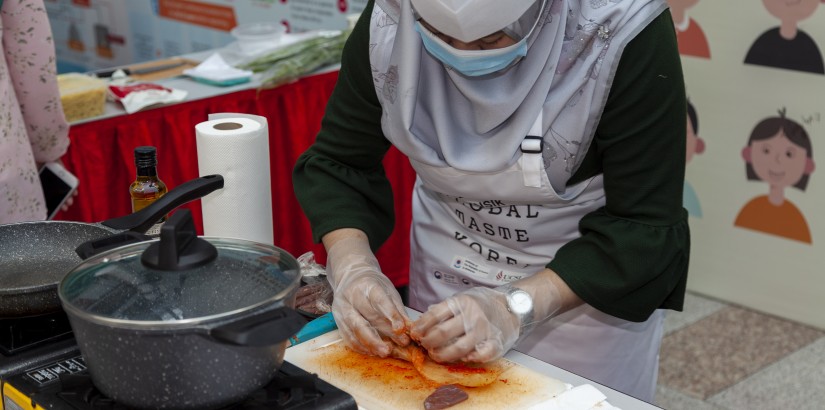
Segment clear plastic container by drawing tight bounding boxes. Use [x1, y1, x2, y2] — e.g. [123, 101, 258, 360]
[230, 22, 285, 56]
[57, 73, 107, 122]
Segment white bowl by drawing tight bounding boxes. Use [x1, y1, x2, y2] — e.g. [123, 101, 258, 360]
[230, 22, 285, 55]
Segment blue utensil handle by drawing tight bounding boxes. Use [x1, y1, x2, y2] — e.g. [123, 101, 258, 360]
[289, 312, 337, 346]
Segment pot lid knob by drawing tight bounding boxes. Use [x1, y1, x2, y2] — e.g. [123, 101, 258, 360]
[141, 209, 217, 270]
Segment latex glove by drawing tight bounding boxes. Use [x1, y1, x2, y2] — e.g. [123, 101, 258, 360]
[411, 275, 561, 364]
[326, 237, 410, 357]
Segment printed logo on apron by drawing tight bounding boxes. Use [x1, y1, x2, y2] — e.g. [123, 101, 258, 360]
[438, 256, 530, 285]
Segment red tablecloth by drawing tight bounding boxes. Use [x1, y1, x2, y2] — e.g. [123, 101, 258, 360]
[58, 71, 415, 286]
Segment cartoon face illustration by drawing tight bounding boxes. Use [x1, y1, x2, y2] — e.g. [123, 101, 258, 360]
[734, 112, 816, 243]
[668, 0, 700, 11]
[742, 115, 815, 191]
[762, 0, 821, 24]
[747, 131, 811, 189]
[686, 102, 705, 163]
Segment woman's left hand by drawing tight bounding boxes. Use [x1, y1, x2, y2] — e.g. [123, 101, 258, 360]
[410, 287, 520, 363]
[411, 269, 573, 363]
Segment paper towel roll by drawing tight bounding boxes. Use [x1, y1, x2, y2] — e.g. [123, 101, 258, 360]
[196, 113, 273, 244]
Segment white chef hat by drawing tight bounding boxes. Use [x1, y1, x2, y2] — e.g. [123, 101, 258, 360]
[410, 0, 539, 43]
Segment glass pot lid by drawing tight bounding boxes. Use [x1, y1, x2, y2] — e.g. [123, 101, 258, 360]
[58, 211, 301, 327]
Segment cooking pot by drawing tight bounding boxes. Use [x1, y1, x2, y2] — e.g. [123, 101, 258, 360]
[0, 174, 224, 317]
[58, 210, 306, 410]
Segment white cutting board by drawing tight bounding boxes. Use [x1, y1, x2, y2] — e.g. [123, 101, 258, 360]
[285, 331, 567, 410]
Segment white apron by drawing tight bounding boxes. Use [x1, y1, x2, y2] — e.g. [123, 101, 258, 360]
[406, 118, 664, 401]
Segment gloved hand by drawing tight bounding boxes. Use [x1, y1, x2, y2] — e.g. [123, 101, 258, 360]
[325, 236, 410, 357]
[411, 272, 562, 364]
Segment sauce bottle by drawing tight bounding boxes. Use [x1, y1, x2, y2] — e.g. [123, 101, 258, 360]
[130, 146, 168, 224]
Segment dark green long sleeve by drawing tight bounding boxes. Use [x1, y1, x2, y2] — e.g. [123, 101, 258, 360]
[548, 10, 689, 321]
[292, 3, 393, 251]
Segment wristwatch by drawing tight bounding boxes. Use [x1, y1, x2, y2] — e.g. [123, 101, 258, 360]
[503, 287, 534, 332]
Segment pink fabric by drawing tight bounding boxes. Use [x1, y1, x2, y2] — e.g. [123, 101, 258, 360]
[0, 0, 69, 223]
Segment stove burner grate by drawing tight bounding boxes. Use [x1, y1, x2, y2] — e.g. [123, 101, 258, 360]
[0, 311, 73, 356]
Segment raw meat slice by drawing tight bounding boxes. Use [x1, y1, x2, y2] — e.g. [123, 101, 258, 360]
[424, 384, 469, 410]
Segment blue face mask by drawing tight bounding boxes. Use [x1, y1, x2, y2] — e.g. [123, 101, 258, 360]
[414, 21, 528, 77]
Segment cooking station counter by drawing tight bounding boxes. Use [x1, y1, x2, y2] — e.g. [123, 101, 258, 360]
[284, 308, 661, 410]
[1, 309, 659, 410]
[42, 49, 657, 410]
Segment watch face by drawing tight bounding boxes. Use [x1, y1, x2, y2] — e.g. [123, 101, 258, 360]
[509, 290, 533, 315]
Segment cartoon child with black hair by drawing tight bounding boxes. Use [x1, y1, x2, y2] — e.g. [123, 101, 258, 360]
[734, 109, 816, 243]
[684, 100, 705, 217]
[744, 0, 825, 74]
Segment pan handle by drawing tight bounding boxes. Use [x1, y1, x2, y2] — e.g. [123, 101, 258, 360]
[100, 175, 224, 233]
[75, 231, 153, 260]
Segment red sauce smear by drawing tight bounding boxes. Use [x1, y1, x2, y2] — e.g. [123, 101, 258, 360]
[446, 363, 489, 374]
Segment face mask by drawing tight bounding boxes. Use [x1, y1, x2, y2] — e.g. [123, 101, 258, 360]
[410, 0, 536, 43]
[415, 21, 528, 77]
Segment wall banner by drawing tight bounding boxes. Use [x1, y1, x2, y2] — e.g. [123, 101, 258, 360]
[669, 0, 825, 329]
[44, 0, 367, 72]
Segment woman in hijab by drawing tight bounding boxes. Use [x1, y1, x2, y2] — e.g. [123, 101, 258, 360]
[293, 0, 689, 401]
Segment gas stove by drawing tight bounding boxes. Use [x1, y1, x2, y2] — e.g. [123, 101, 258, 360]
[1, 311, 78, 381]
[1, 314, 357, 410]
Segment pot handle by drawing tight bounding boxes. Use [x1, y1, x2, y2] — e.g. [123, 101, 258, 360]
[141, 209, 218, 271]
[100, 174, 224, 233]
[210, 307, 306, 347]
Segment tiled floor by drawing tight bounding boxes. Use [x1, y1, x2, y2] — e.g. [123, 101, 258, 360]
[655, 292, 825, 410]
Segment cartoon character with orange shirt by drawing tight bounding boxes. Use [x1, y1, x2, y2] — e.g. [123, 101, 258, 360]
[734, 110, 816, 243]
[668, 0, 710, 58]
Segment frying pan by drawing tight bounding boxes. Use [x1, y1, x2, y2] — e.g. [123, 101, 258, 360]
[0, 174, 224, 318]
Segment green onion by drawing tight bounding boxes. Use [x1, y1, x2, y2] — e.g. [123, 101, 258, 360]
[237, 30, 351, 89]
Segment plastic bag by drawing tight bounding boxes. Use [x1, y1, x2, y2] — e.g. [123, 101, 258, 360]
[295, 251, 333, 317]
[108, 83, 187, 114]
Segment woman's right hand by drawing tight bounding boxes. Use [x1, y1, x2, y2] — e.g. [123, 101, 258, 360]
[324, 230, 410, 357]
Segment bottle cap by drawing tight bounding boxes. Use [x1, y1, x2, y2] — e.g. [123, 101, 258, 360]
[134, 146, 157, 168]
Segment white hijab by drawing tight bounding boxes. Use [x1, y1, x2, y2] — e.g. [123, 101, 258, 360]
[371, 0, 668, 191]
